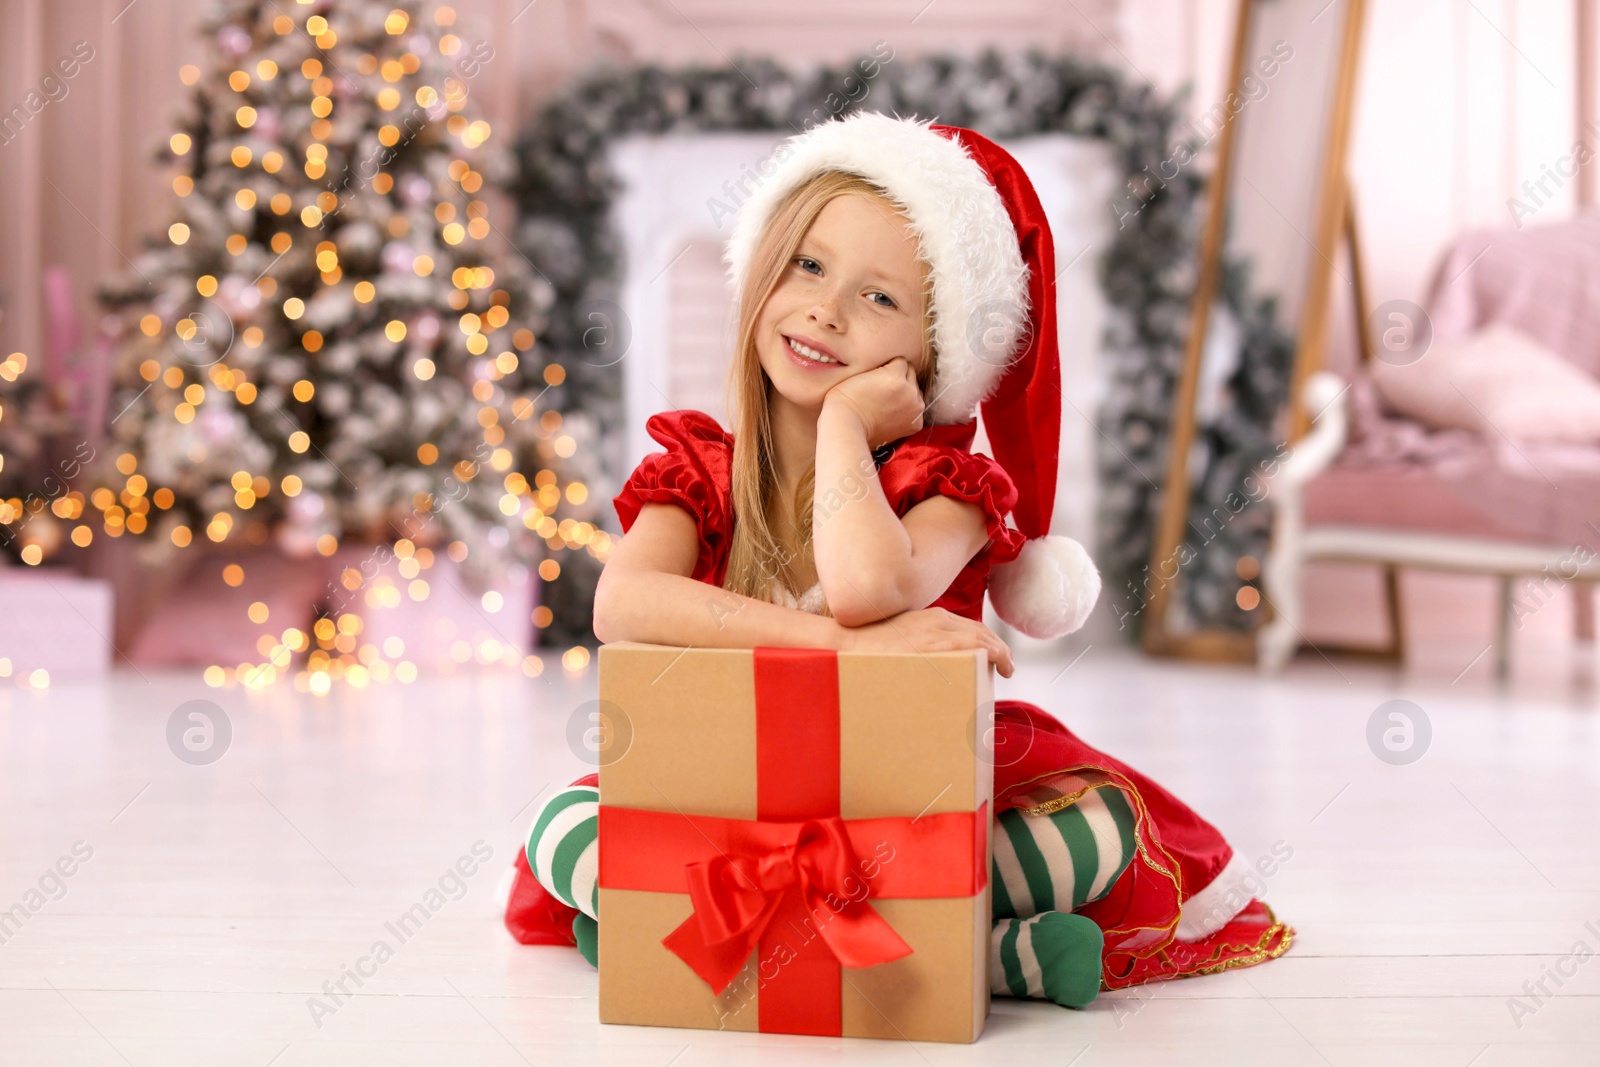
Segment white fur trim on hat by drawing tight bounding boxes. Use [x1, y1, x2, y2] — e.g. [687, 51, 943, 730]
[724, 112, 1030, 425]
[989, 535, 1101, 640]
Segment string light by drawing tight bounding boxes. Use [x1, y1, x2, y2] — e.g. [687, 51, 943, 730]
[0, 6, 599, 693]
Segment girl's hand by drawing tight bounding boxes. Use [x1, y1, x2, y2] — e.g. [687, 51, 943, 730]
[822, 356, 925, 451]
[838, 606, 1015, 679]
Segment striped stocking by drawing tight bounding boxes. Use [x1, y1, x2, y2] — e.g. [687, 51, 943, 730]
[989, 911, 1104, 1008]
[987, 784, 1139, 1007]
[526, 780, 1138, 1004]
[991, 783, 1139, 919]
[525, 784, 600, 963]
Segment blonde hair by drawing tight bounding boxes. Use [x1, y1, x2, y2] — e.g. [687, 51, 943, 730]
[720, 170, 938, 610]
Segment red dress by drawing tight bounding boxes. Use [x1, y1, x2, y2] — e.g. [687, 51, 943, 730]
[504, 409, 1292, 990]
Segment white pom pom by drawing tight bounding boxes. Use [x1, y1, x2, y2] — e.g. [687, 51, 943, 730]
[989, 535, 1101, 640]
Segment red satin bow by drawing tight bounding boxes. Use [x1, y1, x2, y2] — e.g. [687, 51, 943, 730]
[660, 815, 913, 993]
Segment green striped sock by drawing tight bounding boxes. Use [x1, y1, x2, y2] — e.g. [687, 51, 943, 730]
[990, 912, 1103, 1008]
[991, 784, 1138, 920]
[526, 785, 600, 920]
[572, 912, 598, 969]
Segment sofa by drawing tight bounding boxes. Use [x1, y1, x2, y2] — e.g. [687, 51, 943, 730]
[1259, 213, 1600, 675]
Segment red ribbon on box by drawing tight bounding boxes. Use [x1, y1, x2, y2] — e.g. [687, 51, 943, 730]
[598, 647, 988, 1037]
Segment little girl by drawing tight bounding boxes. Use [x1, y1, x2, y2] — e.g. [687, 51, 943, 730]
[504, 112, 1291, 1009]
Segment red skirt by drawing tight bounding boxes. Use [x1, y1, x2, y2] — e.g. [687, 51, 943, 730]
[503, 699, 1292, 990]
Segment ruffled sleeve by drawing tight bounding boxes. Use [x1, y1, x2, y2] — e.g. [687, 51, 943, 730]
[879, 442, 1026, 565]
[612, 409, 734, 583]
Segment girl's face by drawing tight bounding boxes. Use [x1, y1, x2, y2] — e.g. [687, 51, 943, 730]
[755, 192, 927, 412]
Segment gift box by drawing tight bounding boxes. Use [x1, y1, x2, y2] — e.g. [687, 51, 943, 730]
[0, 566, 114, 678]
[117, 540, 534, 671]
[121, 545, 328, 668]
[596, 642, 994, 1043]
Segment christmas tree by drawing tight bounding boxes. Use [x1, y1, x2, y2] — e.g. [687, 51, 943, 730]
[0, 351, 47, 564]
[95, 1, 609, 679]
[0, 350, 90, 567]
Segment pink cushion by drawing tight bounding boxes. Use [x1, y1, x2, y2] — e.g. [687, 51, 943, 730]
[1370, 323, 1600, 444]
[1423, 213, 1600, 380]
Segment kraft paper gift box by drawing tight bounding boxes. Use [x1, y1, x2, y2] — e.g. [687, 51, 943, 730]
[595, 641, 994, 1043]
[0, 568, 114, 678]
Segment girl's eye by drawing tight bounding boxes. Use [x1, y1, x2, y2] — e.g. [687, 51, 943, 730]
[794, 257, 893, 308]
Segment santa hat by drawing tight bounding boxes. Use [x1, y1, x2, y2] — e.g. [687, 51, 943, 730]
[724, 111, 1100, 640]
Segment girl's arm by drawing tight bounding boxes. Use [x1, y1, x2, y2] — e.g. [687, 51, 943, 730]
[592, 501, 849, 649]
[812, 397, 992, 627]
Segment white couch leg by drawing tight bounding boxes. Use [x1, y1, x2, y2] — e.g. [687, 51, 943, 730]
[1495, 575, 1513, 680]
[1257, 371, 1349, 674]
[1258, 542, 1302, 673]
[1259, 616, 1298, 672]
[1260, 588, 1299, 671]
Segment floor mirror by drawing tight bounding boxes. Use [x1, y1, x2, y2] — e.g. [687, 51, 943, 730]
[1141, 0, 1369, 661]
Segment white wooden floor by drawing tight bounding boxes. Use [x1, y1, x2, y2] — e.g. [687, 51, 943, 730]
[3, 621, 1598, 1065]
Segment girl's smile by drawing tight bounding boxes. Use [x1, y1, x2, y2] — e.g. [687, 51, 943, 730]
[781, 333, 843, 369]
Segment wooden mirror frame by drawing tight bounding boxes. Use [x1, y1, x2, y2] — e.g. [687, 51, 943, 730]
[1141, 0, 1370, 661]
